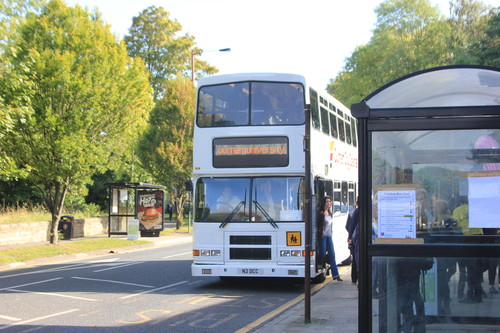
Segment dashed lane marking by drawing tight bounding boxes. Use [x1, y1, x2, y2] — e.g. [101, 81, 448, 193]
[71, 276, 154, 288]
[0, 277, 62, 291]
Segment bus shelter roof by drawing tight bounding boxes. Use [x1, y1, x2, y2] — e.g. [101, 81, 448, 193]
[106, 182, 166, 190]
[365, 65, 500, 109]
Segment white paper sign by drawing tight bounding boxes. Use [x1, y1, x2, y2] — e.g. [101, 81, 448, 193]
[378, 189, 416, 239]
[127, 219, 140, 240]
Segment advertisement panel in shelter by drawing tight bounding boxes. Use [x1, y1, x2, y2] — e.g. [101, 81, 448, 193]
[137, 190, 164, 231]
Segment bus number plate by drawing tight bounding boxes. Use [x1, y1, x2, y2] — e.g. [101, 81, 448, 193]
[240, 268, 262, 275]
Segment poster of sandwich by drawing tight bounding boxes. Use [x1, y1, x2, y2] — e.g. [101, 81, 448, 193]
[137, 190, 164, 231]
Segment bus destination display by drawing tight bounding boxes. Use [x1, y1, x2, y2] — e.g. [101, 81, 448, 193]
[213, 136, 289, 168]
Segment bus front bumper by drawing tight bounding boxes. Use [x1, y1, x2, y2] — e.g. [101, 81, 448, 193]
[191, 263, 316, 278]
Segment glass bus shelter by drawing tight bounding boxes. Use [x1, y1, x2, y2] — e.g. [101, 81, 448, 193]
[107, 183, 166, 237]
[351, 65, 500, 332]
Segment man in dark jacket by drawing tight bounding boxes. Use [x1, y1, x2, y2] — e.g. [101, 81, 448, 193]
[345, 198, 359, 283]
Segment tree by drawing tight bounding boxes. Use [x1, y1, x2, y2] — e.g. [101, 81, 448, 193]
[448, 0, 493, 64]
[328, 0, 451, 106]
[465, 6, 500, 67]
[327, 0, 498, 107]
[124, 6, 217, 100]
[1, 0, 154, 243]
[137, 78, 195, 229]
[0, 0, 45, 180]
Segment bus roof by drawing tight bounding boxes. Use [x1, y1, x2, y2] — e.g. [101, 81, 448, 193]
[197, 73, 306, 87]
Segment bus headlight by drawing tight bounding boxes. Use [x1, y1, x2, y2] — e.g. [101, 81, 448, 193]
[280, 250, 291, 257]
[194, 249, 221, 256]
[291, 250, 302, 257]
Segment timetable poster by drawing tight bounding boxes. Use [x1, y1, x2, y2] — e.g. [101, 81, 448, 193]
[377, 187, 417, 239]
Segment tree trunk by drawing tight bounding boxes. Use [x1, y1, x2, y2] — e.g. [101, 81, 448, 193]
[48, 180, 69, 244]
[175, 195, 186, 229]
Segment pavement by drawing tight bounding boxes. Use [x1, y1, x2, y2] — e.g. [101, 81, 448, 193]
[0, 230, 359, 333]
[249, 265, 358, 333]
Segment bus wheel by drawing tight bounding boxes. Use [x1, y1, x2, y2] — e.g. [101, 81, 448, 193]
[312, 270, 326, 284]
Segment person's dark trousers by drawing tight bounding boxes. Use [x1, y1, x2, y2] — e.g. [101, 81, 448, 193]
[487, 258, 499, 290]
[350, 249, 358, 283]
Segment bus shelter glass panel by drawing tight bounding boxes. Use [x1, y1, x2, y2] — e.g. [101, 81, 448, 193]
[197, 81, 305, 127]
[109, 216, 128, 233]
[195, 177, 304, 223]
[110, 188, 135, 215]
[372, 256, 500, 332]
[371, 129, 500, 245]
[109, 188, 135, 233]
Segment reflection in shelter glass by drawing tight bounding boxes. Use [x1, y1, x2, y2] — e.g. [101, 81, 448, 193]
[371, 129, 500, 245]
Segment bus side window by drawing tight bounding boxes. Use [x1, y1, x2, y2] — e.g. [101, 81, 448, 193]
[338, 118, 346, 142]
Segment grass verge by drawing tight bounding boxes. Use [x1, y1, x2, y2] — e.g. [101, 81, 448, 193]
[0, 222, 191, 266]
[0, 238, 151, 265]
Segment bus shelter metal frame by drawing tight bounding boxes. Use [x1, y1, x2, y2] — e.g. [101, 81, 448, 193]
[107, 182, 166, 237]
[351, 65, 500, 332]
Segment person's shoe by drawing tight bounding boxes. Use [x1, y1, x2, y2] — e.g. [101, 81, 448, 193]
[490, 286, 499, 294]
[333, 276, 343, 281]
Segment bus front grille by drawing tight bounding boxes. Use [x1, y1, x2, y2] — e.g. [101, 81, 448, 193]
[230, 248, 271, 260]
[230, 235, 271, 245]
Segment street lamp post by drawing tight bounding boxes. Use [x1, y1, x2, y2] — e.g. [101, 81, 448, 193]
[191, 48, 231, 83]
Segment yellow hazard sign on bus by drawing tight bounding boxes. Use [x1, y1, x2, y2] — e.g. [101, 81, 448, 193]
[287, 231, 302, 246]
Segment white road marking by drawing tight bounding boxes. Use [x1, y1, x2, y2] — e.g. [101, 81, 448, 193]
[0, 277, 62, 291]
[89, 258, 120, 263]
[93, 261, 144, 272]
[6, 288, 98, 301]
[162, 251, 192, 259]
[71, 276, 154, 288]
[0, 309, 79, 330]
[0, 262, 119, 279]
[120, 281, 188, 299]
[0, 315, 20, 322]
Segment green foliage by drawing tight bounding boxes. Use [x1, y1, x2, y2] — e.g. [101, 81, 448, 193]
[124, 6, 217, 100]
[137, 77, 195, 228]
[447, 0, 493, 64]
[327, 0, 496, 107]
[465, 7, 500, 67]
[0, 0, 154, 242]
[0, 0, 46, 181]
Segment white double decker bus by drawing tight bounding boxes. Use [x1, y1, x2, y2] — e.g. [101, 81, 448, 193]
[191, 73, 358, 282]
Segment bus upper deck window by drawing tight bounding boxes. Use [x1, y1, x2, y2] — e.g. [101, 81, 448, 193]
[251, 82, 304, 126]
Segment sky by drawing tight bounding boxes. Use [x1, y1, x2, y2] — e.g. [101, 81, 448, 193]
[65, 0, 497, 92]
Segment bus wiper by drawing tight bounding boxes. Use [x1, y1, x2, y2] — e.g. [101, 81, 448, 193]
[253, 200, 278, 228]
[219, 201, 245, 228]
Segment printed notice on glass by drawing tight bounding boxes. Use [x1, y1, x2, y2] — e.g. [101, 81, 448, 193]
[378, 188, 416, 239]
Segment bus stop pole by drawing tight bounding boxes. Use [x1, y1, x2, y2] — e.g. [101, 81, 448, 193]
[304, 104, 312, 323]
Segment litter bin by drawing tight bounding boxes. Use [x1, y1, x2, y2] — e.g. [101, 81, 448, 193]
[58, 215, 74, 240]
